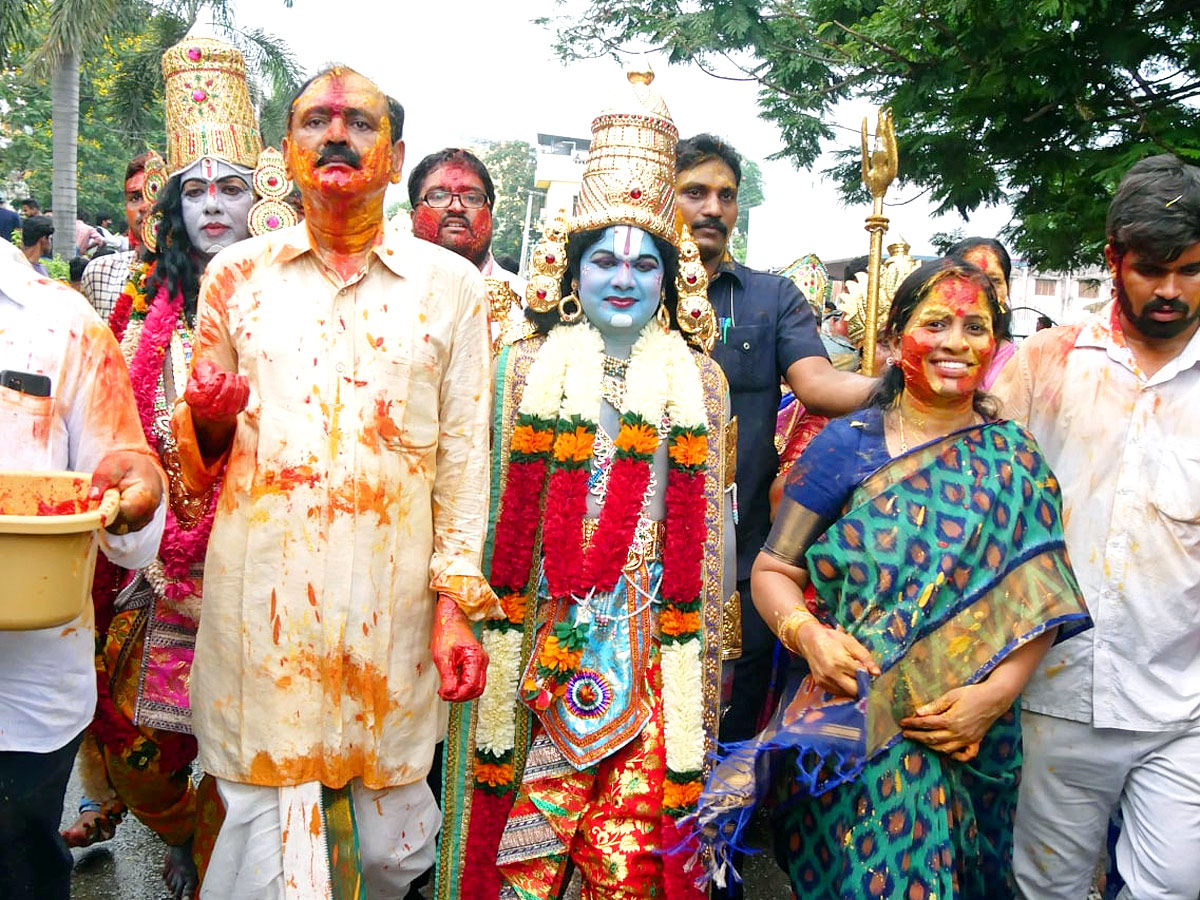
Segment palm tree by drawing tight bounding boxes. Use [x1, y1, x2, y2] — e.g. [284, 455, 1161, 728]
[4, 0, 297, 259]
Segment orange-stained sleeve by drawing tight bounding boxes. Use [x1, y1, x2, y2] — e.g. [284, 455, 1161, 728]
[170, 253, 245, 495]
[428, 266, 501, 621]
[66, 315, 167, 570]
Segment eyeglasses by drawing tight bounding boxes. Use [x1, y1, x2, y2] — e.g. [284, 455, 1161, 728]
[420, 189, 489, 209]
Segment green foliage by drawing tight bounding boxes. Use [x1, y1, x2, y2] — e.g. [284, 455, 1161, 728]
[0, 11, 162, 227]
[480, 140, 537, 263]
[547, 0, 1200, 270]
[731, 157, 765, 262]
[44, 253, 69, 281]
[1, 0, 300, 235]
[930, 227, 965, 254]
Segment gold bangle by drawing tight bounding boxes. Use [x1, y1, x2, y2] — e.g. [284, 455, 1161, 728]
[777, 607, 817, 655]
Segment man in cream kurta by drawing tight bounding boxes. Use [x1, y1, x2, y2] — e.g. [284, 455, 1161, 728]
[172, 67, 495, 899]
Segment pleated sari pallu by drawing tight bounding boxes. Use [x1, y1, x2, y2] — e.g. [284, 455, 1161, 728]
[697, 420, 1090, 900]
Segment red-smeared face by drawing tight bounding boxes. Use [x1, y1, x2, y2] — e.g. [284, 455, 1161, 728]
[283, 69, 401, 203]
[124, 171, 149, 248]
[411, 162, 493, 266]
[898, 274, 996, 405]
[962, 245, 1009, 308]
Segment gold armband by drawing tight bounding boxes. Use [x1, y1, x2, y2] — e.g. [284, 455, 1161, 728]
[721, 589, 742, 661]
[777, 606, 818, 656]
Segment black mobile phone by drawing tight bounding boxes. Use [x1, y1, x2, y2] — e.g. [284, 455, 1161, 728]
[0, 370, 52, 398]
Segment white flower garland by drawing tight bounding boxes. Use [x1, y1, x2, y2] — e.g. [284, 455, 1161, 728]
[660, 638, 707, 772]
[474, 628, 524, 757]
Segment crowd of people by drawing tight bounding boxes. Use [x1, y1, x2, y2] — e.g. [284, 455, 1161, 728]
[0, 33, 1198, 900]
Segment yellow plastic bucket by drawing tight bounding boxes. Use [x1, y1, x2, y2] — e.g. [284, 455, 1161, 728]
[0, 471, 119, 630]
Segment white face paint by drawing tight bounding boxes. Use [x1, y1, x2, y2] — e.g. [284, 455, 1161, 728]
[178, 157, 254, 257]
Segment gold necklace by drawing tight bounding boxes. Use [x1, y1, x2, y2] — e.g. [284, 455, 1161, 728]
[896, 406, 909, 453]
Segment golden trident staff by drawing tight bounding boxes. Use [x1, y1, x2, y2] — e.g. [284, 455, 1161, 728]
[860, 107, 898, 376]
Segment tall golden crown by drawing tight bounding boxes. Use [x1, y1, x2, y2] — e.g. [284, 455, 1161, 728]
[162, 37, 262, 176]
[571, 66, 679, 244]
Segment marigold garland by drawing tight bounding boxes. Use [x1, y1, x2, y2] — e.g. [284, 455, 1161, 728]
[472, 320, 714, 835]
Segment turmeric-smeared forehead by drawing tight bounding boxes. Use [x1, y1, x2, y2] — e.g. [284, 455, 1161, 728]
[290, 69, 389, 133]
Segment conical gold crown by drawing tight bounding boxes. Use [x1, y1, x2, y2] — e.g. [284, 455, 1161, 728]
[162, 37, 262, 175]
[571, 66, 679, 244]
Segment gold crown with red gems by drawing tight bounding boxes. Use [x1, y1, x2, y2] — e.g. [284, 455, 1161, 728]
[525, 66, 714, 351]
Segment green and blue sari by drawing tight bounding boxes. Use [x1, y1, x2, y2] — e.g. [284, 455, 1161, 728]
[697, 418, 1089, 899]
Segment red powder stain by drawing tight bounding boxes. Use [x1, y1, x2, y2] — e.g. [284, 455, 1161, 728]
[251, 464, 322, 500]
[361, 397, 404, 454]
[37, 498, 82, 516]
[31, 414, 52, 446]
[307, 583, 318, 607]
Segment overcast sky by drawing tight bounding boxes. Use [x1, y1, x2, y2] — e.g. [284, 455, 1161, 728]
[228, 0, 1013, 267]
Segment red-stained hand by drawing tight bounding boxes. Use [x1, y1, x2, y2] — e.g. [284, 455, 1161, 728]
[431, 594, 488, 702]
[183, 358, 249, 424]
[89, 451, 163, 535]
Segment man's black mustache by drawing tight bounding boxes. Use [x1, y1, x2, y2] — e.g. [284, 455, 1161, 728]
[316, 143, 361, 168]
[691, 217, 727, 236]
[1144, 297, 1188, 315]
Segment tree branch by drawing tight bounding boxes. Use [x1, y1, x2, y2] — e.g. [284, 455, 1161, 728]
[831, 20, 916, 73]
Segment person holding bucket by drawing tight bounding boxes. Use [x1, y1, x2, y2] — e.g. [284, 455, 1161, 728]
[0, 237, 165, 900]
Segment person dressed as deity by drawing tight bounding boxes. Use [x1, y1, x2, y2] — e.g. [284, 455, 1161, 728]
[63, 36, 296, 899]
[696, 258, 1090, 899]
[435, 69, 735, 900]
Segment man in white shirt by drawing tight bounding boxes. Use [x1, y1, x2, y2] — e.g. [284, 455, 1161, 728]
[0, 239, 165, 900]
[172, 66, 493, 899]
[994, 155, 1200, 900]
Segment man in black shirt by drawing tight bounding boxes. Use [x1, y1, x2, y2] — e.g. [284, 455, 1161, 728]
[675, 135, 874, 754]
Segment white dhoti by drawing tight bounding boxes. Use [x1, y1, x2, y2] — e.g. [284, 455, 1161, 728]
[1013, 710, 1200, 900]
[202, 778, 440, 900]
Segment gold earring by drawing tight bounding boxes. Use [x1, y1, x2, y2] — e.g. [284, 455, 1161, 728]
[558, 293, 582, 323]
[657, 303, 671, 333]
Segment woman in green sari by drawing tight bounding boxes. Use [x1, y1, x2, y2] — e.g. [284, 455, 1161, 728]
[701, 258, 1090, 899]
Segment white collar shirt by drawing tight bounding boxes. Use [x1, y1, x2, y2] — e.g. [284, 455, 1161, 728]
[993, 301, 1200, 730]
[171, 222, 493, 788]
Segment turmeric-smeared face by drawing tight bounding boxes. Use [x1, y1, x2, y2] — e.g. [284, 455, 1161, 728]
[899, 274, 996, 404]
[283, 69, 400, 202]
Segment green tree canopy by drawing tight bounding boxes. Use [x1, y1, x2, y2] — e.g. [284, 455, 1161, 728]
[1, 0, 299, 248]
[544, 0, 1200, 270]
[0, 7, 164, 227]
[480, 139, 537, 263]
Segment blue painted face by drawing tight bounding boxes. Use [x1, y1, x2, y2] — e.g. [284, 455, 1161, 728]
[578, 225, 665, 339]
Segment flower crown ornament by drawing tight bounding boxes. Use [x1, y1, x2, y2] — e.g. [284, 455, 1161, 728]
[525, 211, 570, 313]
[674, 224, 715, 352]
[140, 150, 168, 253]
[248, 147, 299, 236]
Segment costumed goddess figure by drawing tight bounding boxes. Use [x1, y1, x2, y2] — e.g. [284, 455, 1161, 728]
[436, 68, 735, 900]
[696, 258, 1091, 899]
[68, 36, 297, 898]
